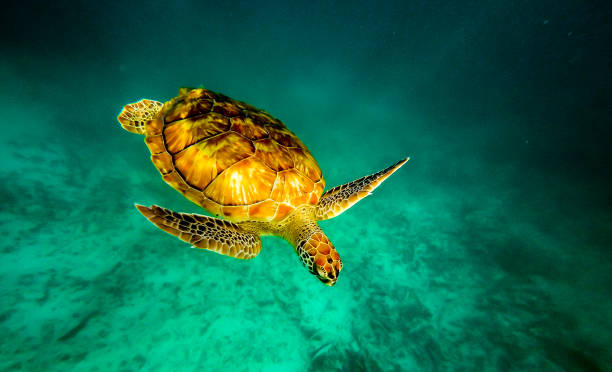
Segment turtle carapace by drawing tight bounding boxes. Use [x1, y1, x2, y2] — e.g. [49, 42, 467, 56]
[118, 87, 408, 286]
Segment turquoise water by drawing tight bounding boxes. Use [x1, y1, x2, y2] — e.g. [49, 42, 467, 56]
[2, 1, 611, 371]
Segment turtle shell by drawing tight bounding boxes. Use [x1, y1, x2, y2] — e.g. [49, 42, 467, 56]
[144, 87, 324, 222]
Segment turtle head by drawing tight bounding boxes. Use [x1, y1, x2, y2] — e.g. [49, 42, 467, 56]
[313, 251, 343, 286]
[296, 232, 343, 286]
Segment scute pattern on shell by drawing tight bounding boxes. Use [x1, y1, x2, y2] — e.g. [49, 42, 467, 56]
[144, 88, 324, 222]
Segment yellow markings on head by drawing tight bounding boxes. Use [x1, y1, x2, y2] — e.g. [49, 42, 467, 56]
[293, 226, 342, 286]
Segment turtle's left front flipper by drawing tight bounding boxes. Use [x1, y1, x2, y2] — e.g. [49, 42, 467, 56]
[315, 158, 409, 220]
[135, 204, 261, 259]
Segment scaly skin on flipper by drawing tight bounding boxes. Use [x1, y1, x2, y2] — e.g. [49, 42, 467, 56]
[117, 99, 163, 134]
[135, 204, 261, 259]
[315, 158, 409, 221]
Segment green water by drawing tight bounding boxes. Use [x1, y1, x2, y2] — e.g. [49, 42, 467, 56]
[1, 1, 611, 371]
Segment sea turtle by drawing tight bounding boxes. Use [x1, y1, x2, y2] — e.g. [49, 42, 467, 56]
[118, 87, 408, 286]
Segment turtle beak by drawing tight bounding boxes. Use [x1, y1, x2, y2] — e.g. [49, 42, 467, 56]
[325, 278, 337, 286]
[319, 277, 337, 286]
[316, 266, 338, 286]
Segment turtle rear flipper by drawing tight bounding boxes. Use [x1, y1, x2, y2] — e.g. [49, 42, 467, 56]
[315, 158, 409, 220]
[135, 204, 262, 259]
[117, 99, 163, 134]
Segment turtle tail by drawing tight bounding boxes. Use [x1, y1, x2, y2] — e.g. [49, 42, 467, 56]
[117, 99, 163, 134]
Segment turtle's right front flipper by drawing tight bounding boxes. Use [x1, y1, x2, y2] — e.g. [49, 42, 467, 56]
[135, 205, 262, 259]
[315, 158, 409, 220]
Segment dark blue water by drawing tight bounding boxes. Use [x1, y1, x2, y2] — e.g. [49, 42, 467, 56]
[1, 1, 611, 370]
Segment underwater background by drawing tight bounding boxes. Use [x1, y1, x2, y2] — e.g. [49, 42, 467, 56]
[1, 1, 611, 371]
